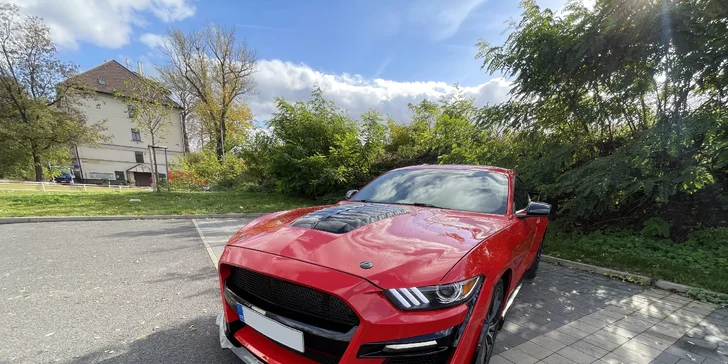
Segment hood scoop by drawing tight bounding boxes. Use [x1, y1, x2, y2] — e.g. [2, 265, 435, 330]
[290, 204, 409, 234]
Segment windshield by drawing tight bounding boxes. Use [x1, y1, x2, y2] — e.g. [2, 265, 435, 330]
[351, 169, 509, 215]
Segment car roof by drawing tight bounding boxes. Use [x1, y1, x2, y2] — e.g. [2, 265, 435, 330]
[393, 164, 514, 176]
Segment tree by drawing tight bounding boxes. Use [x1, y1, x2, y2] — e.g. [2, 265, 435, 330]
[158, 65, 193, 152]
[116, 75, 173, 191]
[475, 0, 728, 227]
[0, 4, 106, 181]
[193, 93, 253, 153]
[159, 23, 257, 160]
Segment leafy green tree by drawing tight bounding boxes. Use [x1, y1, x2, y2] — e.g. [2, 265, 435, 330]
[0, 4, 106, 181]
[476, 0, 727, 222]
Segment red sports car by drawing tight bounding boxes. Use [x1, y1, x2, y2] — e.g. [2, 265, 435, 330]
[217, 165, 550, 364]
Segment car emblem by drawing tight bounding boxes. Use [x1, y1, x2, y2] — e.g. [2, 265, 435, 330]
[360, 261, 373, 269]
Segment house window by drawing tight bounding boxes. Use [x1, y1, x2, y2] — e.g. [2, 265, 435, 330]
[131, 128, 141, 141]
[127, 104, 137, 118]
[135, 151, 144, 163]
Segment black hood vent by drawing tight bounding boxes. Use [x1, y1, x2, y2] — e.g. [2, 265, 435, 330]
[291, 204, 409, 234]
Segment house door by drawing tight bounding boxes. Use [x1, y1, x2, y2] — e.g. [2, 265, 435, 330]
[134, 172, 152, 187]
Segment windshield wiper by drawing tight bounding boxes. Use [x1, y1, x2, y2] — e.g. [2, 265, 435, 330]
[351, 200, 449, 209]
[411, 202, 446, 209]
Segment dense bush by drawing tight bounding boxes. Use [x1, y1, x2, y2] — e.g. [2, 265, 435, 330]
[169, 149, 246, 190]
[238, 89, 385, 197]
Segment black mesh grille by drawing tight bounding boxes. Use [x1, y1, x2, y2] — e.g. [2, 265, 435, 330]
[301, 350, 341, 364]
[385, 349, 452, 364]
[226, 266, 359, 333]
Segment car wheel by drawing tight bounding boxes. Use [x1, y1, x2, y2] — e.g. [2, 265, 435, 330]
[472, 279, 505, 364]
[525, 241, 542, 279]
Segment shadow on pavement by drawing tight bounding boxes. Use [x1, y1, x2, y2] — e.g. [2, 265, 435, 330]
[103, 223, 197, 240]
[144, 266, 218, 285]
[65, 315, 240, 364]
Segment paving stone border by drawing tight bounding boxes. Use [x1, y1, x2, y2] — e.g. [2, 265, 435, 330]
[542, 255, 654, 286]
[0, 213, 267, 224]
[543, 255, 725, 300]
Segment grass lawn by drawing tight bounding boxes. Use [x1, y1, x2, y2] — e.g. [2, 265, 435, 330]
[544, 227, 728, 295]
[0, 190, 317, 217]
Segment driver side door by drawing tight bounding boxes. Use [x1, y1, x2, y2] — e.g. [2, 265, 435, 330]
[511, 177, 536, 279]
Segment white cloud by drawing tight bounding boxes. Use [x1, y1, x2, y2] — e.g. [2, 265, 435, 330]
[248, 59, 512, 122]
[8, 0, 195, 49]
[411, 0, 487, 41]
[139, 33, 165, 49]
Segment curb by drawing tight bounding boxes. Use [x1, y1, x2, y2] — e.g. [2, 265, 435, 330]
[542, 255, 727, 303]
[654, 279, 692, 293]
[0, 213, 267, 225]
[542, 255, 654, 286]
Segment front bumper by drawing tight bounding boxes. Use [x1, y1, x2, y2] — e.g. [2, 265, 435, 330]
[217, 311, 265, 364]
[217, 247, 490, 364]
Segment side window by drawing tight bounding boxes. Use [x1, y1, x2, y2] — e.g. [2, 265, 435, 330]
[128, 104, 137, 118]
[513, 178, 530, 212]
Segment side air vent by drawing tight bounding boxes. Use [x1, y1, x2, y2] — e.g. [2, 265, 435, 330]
[291, 204, 409, 234]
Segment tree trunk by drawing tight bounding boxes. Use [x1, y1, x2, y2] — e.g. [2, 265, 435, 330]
[150, 135, 159, 192]
[216, 111, 227, 161]
[32, 151, 43, 181]
[216, 122, 225, 160]
[181, 112, 190, 153]
[152, 149, 159, 192]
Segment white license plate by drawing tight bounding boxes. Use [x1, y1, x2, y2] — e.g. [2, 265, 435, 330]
[236, 304, 305, 352]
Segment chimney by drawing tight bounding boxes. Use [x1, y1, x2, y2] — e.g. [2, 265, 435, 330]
[137, 61, 144, 76]
[126, 58, 130, 69]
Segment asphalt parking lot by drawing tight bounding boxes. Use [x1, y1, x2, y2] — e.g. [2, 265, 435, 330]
[0, 220, 240, 364]
[2, 219, 727, 364]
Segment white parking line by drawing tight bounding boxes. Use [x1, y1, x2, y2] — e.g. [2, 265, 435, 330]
[193, 219, 219, 270]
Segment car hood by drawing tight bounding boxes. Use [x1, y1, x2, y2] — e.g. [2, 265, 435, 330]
[227, 204, 510, 288]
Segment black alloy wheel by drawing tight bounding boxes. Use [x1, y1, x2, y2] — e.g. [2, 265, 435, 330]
[473, 279, 504, 364]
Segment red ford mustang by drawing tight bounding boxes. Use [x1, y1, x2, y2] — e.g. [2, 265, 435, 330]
[217, 165, 550, 364]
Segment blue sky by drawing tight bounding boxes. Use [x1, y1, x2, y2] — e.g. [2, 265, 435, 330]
[13, 0, 567, 121]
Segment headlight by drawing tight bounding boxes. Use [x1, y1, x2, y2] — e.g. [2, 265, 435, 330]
[383, 276, 482, 311]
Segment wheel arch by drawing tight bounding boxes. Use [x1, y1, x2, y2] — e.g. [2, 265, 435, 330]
[499, 268, 512, 295]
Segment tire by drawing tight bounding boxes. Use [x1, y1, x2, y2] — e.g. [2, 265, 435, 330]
[525, 241, 542, 279]
[472, 279, 505, 364]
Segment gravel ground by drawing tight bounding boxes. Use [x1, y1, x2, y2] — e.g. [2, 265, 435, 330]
[0, 220, 239, 364]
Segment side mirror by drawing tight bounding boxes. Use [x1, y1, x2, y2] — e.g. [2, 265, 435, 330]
[517, 201, 551, 218]
[345, 189, 359, 200]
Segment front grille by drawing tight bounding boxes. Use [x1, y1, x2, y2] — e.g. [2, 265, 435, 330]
[385, 349, 452, 364]
[226, 266, 359, 332]
[302, 349, 341, 364]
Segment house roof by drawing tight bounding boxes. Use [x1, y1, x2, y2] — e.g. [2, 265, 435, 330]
[69, 60, 182, 109]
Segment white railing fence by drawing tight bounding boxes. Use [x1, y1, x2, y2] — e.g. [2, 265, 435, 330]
[0, 180, 150, 193]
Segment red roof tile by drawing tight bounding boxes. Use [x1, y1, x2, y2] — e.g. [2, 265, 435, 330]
[70, 60, 181, 109]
